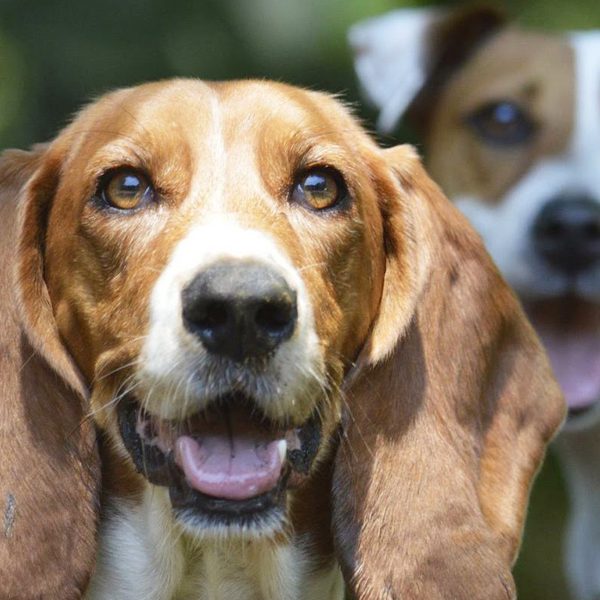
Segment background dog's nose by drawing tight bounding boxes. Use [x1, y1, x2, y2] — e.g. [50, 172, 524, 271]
[181, 260, 297, 361]
[532, 196, 600, 273]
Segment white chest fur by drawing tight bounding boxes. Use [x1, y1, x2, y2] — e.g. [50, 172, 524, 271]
[85, 488, 344, 600]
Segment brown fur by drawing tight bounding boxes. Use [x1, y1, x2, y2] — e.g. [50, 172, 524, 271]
[0, 79, 564, 598]
[0, 148, 100, 597]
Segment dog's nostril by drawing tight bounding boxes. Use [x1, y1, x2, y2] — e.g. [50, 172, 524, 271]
[583, 221, 600, 239]
[541, 222, 564, 238]
[532, 196, 600, 274]
[254, 300, 295, 334]
[181, 260, 298, 362]
[196, 301, 229, 329]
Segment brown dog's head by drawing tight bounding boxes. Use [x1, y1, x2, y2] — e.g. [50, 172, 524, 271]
[6, 79, 564, 596]
[17, 80, 396, 536]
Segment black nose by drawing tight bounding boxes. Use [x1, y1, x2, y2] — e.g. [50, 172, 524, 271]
[532, 196, 600, 273]
[181, 260, 297, 361]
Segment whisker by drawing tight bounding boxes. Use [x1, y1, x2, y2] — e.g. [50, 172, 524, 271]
[297, 261, 327, 273]
[93, 357, 141, 384]
[84, 375, 140, 423]
[18, 351, 36, 373]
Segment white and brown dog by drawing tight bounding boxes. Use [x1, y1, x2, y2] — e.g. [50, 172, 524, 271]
[0, 79, 564, 599]
[350, 7, 600, 599]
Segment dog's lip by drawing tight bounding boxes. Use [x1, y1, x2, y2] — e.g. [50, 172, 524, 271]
[117, 392, 321, 512]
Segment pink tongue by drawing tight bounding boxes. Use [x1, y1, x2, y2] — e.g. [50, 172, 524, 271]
[175, 434, 284, 501]
[539, 331, 600, 410]
[528, 300, 600, 410]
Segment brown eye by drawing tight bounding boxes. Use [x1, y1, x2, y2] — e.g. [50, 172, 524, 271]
[291, 169, 346, 211]
[100, 169, 154, 211]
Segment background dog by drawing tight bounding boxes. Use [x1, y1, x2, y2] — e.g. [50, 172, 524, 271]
[0, 78, 564, 599]
[350, 7, 600, 599]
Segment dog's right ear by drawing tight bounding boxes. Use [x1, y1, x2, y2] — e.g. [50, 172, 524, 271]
[13, 143, 89, 398]
[0, 146, 100, 598]
[349, 6, 506, 133]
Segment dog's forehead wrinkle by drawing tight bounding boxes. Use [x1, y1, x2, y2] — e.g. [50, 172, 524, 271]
[218, 81, 317, 123]
[216, 82, 366, 153]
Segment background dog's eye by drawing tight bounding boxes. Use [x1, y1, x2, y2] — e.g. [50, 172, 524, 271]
[100, 169, 154, 211]
[291, 169, 346, 211]
[466, 101, 537, 146]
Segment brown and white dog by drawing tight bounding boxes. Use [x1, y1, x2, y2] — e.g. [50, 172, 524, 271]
[350, 7, 600, 599]
[0, 79, 564, 599]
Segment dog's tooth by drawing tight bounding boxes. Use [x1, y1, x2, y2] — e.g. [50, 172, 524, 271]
[277, 439, 287, 462]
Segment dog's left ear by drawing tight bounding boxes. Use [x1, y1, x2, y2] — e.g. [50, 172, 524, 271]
[349, 6, 506, 133]
[332, 146, 565, 599]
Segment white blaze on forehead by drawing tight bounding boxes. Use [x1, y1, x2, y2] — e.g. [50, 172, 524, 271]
[187, 82, 227, 213]
[564, 32, 600, 203]
[138, 218, 323, 421]
[569, 32, 600, 159]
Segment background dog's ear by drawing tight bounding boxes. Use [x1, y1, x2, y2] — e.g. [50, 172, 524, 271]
[332, 146, 565, 599]
[349, 6, 506, 133]
[0, 147, 100, 597]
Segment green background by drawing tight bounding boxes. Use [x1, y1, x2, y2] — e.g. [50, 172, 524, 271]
[2, 1, 599, 598]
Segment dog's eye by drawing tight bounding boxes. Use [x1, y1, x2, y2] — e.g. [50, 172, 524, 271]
[291, 169, 346, 211]
[99, 169, 154, 211]
[466, 101, 537, 146]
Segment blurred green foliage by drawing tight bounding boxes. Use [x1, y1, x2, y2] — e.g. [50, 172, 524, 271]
[0, 0, 396, 146]
[1, 1, 598, 598]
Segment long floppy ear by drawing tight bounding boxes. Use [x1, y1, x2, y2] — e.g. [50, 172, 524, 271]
[332, 146, 565, 599]
[0, 147, 100, 597]
[349, 6, 506, 133]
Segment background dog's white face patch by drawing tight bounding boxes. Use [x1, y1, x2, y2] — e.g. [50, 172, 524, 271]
[570, 32, 600, 161]
[138, 218, 324, 422]
[455, 158, 590, 298]
[568, 32, 600, 301]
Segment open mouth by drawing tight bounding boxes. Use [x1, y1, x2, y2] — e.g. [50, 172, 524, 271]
[525, 297, 600, 422]
[117, 393, 321, 530]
